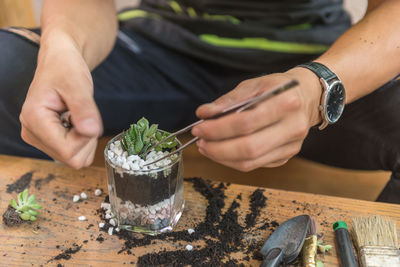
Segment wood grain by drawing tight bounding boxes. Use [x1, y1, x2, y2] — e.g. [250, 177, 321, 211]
[0, 155, 399, 266]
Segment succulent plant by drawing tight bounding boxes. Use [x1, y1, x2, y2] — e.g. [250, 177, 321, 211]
[10, 189, 42, 221]
[120, 117, 178, 158]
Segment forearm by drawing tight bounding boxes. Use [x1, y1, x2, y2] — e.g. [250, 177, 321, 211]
[316, 0, 400, 103]
[40, 0, 117, 70]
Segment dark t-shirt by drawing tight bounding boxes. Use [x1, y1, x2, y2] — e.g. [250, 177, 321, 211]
[119, 0, 351, 71]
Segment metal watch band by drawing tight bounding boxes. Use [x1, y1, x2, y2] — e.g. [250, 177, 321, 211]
[297, 62, 337, 82]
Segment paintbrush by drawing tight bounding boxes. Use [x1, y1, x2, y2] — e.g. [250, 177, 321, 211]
[302, 218, 317, 267]
[350, 215, 400, 267]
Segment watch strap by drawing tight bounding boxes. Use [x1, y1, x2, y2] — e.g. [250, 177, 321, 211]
[297, 62, 337, 82]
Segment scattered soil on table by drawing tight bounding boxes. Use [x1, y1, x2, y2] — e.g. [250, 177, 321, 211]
[50, 243, 82, 262]
[34, 174, 56, 190]
[6, 172, 33, 194]
[2, 205, 24, 227]
[245, 189, 267, 228]
[98, 177, 270, 266]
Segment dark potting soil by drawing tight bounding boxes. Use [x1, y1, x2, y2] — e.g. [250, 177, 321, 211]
[51, 243, 82, 261]
[112, 162, 179, 205]
[2, 205, 24, 227]
[98, 177, 269, 266]
[6, 172, 33, 194]
[245, 189, 267, 228]
[34, 173, 56, 190]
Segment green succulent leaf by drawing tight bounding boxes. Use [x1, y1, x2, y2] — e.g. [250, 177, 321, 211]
[10, 198, 18, 209]
[155, 131, 162, 141]
[18, 192, 23, 205]
[27, 194, 35, 203]
[29, 216, 37, 221]
[120, 117, 178, 159]
[148, 124, 158, 136]
[20, 213, 31, 221]
[317, 261, 324, 267]
[22, 188, 29, 202]
[137, 117, 149, 129]
[27, 209, 39, 216]
[30, 203, 42, 210]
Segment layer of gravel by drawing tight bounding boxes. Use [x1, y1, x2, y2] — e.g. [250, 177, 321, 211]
[106, 140, 176, 172]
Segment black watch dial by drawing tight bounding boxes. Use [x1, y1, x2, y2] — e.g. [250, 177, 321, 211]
[325, 82, 345, 123]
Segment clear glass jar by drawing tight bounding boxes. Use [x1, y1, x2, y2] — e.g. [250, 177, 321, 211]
[104, 133, 184, 235]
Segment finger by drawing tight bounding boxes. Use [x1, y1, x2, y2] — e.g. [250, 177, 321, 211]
[264, 159, 289, 168]
[196, 78, 261, 119]
[200, 140, 301, 172]
[63, 87, 103, 138]
[192, 89, 300, 140]
[83, 139, 98, 167]
[196, 114, 308, 162]
[21, 120, 95, 169]
[67, 138, 98, 169]
[20, 106, 93, 163]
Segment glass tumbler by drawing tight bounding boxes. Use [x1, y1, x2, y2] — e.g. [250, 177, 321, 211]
[104, 133, 184, 235]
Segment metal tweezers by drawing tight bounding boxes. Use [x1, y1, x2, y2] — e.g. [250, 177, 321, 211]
[144, 79, 298, 166]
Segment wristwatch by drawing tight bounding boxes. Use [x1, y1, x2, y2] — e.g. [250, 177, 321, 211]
[297, 62, 346, 130]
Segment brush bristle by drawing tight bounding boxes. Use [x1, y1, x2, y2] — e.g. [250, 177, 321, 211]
[350, 215, 398, 248]
[306, 218, 317, 236]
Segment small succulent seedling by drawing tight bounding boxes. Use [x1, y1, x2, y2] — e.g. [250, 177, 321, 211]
[317, 239, 332, 253]
[10, 189, 42, 221]
[120, 117, 178, 158]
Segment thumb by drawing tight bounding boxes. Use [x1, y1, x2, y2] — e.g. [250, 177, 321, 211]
[65, 92, 103, 138]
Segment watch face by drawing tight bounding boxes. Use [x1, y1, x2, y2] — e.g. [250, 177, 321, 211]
[325, 82, 345, 123]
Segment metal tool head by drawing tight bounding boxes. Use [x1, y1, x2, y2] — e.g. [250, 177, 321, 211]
[261, 215, 311, 266]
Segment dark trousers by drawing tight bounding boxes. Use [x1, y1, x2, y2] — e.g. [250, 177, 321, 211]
[1, 28, 399, 203]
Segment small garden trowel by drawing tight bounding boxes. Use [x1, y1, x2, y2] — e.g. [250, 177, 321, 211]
[260, 214, 310, 267]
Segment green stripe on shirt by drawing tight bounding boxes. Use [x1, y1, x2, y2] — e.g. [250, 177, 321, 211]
[199, 34, 328, 54]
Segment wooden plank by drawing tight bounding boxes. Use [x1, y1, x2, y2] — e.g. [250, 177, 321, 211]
[0, 155, 399, 266]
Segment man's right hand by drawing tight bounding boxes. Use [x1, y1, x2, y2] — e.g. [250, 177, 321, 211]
[20, 31, 103, 169]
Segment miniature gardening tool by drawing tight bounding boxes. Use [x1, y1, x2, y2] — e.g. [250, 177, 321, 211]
[333, 221, 358, 267]
[350, 215, 400, 267]
[260, 214, 310, 267]
[302, 218, 318, 267]
[144, 79, 299, 166]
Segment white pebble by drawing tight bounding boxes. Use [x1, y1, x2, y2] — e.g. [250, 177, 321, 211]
[105, 214, 112, 219]
[80, 192, 87, 199]
[115, 227, 120, 232]
[114, 149, 123, 156]
[185, 244, 193, 251]
[99, 222, 105, 228]
[122, 162, 130, 170]
[108, 227, 114, 235]
[95, 189, 102, 196]
[127, 155, 139, 162]
[78, 216, 86, 221]
[101, 203, 111, 210]
[188, 228, 195, 235]
[109, 218, 116, 226]
[73, 195, 80, 203]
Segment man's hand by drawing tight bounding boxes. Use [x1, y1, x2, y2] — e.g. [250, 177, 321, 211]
[20, 32, 103, 169]
[192, 68, 322, 171]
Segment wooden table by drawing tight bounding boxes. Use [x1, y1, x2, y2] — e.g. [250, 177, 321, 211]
[0, 155, 399, 266]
